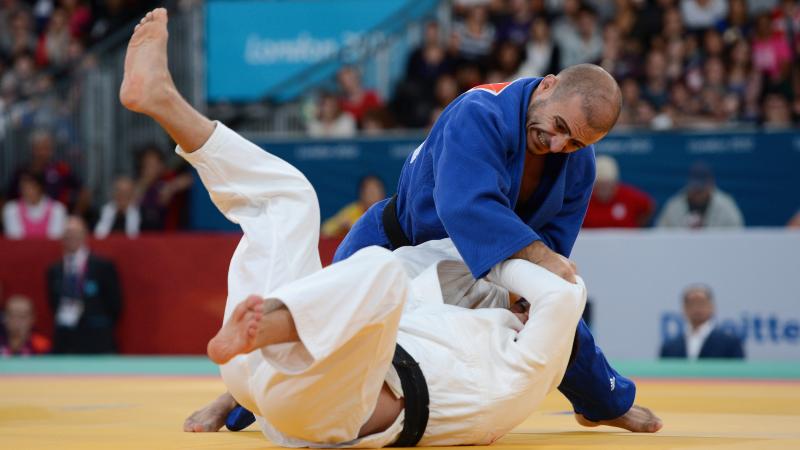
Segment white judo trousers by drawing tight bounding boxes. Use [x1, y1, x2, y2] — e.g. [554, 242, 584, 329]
[178, 123, 588, 448]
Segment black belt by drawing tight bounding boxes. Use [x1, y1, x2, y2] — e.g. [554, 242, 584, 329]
[389, 344, 429, 447]
[382, 195, 411, 250]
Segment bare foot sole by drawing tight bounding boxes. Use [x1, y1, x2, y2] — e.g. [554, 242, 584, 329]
[183, 392, 238, 432]
[575, 404, 663, 433]
[207, 295, 265, 364]
[119, 7, 177, 114]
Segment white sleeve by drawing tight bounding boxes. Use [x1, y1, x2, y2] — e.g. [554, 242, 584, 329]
[47, 201, 67, 239]
[175, 122, 322, 319]
[94, 203, 114, 238]
[2, 202, 23, 239]
[487, 258, 586, 393]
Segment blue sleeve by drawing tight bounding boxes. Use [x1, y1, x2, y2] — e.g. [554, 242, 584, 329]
[537, 148, 595, 257]
[432, 98, 539, 279]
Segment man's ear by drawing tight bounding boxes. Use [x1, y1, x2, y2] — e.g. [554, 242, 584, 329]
[541, 74, 557, 91]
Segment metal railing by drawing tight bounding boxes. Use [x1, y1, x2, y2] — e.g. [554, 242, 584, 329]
[0, 0, 204, 205]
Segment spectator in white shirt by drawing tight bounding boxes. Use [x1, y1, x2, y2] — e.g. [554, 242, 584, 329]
[94, 175, 141, 239]
[681, 0, 728, 30]
[2, 171, 66, 239]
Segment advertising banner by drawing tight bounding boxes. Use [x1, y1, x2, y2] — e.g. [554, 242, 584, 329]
[572, 229, 800, 361]
[206, 0, 437, 101]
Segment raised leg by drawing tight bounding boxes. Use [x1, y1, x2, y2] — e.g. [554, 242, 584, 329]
[120, 7, 214, 152]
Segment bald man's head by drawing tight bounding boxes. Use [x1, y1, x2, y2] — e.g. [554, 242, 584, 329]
[525, 64, 622, 155]
[552, 64, 622, 133]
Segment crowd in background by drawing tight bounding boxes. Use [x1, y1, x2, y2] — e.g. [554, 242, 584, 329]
[306, 0, 800, 134]
[0, 126, 193, 239]
[0, 0, 160, 136]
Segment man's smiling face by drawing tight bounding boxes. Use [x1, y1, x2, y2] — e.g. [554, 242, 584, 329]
[525, 74, 612, 155]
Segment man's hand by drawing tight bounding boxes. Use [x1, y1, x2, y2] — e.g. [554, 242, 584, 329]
[511, 240, 578, 283]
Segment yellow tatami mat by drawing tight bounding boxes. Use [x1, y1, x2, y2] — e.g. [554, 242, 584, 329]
[2, 370, 799, 450]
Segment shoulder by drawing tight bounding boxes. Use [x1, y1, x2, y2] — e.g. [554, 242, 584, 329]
[712, 190, 739, 207]
[710, 326, 741, 343]
[2, 201, 18, 214]
[50, 200, 67, 214]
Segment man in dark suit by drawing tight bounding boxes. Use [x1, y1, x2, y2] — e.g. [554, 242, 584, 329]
[660, 284, 744, 359]
[47, 216, 123, 353]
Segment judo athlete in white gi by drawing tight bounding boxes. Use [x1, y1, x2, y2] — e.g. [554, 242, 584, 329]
[120, 9, 662, 446]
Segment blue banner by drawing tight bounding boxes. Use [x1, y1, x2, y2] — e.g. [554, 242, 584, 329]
[189, 129, 800, 231]
[206, 0, 438, 102]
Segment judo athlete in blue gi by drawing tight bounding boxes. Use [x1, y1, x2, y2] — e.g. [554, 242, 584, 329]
[334, 64, 660, 432]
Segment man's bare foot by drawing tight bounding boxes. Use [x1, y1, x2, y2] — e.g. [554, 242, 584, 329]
[575, 404, 663, 433]
[119, 8, 177, 115]
[183, 392, 238, 432]
[207, 295, 266, 364]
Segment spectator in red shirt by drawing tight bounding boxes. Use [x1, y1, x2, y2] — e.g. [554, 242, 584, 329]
[337, 66, 382, 125]
[583, 155, 655, 228]
[0, 295, 52, 356]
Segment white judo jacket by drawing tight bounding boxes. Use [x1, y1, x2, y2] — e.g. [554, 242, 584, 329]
[178, 122, 587, 448]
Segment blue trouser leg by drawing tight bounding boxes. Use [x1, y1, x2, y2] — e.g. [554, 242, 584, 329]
[558, 319, 636, 421]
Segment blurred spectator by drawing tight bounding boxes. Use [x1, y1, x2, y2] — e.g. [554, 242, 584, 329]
[656, 162, 744, 228]
[762, 92, 793, 127]
[558, 5, 603, 69]
[681, 0, 728, 31]
[48, 216, 122, 354]
[495, 0, 534, 45]
[392, 21, 454, 128]
[551, 0, 581, 45]
[6, 129, 86, 213]
[642, 51, 670, 111]
[321, 175, 386, 239]
[405, 21, 453, 91]
[94, 175, 140, 239]
[788, 210, 800, 227]
[513, 17, 560, 78]
[487, 40, 523, 81]
[0, 8, 37, 57]
[307, 92, 357, 138]
[61, 0, 92, 40]
[134, 145, 193, 231]
[583, 155, 655, 228]
[453, 5, 496, 62]
[720, 0, 751, 43]
[751, 13, 792, 82]
[0, 295, 52, 356]
[337, 66, 382, 125]
[361, 107, 395, 136]
[35, 8, 71, 69]
[2, 171, 67, 239]
[660, 284, 745, 359]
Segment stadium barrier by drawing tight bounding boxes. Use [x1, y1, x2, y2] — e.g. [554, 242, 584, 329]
[2, 229, 797, 358]
[0, 235, 341, 354]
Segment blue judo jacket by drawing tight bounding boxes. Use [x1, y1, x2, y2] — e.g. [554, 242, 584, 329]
[335, 77, 596, 278]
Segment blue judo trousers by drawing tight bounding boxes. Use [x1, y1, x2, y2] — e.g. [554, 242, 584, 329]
[334, 77, 635, 422]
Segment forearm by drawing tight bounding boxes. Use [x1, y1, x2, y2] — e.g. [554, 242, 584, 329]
[488, 259, 585, 351]
[510, 240, 549, 264]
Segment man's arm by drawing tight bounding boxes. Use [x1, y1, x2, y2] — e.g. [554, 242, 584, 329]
[510, 149, 595, 283]
[432, 98, 539, 279]
[486, 258, 586, 404]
